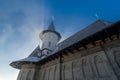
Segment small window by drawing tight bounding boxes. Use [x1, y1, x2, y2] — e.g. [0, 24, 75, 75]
[47, 52, 49, 54]
[48, 42, 51, 47]
[42, 43, 44, 48]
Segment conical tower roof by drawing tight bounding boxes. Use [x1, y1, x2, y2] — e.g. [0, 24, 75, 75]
[40, 20, 61, 40]
[48, 20, 56, 31]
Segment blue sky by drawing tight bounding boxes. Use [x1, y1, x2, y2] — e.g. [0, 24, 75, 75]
[0, 0, 120, 80]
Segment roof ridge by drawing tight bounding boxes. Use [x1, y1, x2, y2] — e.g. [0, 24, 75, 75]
[57, 20, 113, 47]
[97, 19, 113, 25]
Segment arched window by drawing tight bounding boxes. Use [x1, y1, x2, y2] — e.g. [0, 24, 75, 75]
[48, 42, 51, 47]
[27, 70, 32, 80]
[42, 43, 44, 48]
[19, 71, 24, 80]
[47, 52, 49, 54]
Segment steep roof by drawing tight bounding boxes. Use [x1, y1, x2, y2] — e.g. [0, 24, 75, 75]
[28, 46, 40, 57]
[10, 20, 119, 69]
[40, 20, 61, 40]
[55, 20, 113, 52]
[48, 20, 56, 31]
[41, 20, 116, 59]
[29, 20, 113, 57]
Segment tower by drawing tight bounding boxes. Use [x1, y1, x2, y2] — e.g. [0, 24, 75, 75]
[39, 20, 61, 56]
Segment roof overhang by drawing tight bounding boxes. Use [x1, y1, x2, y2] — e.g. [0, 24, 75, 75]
[39, 30, 61, 40]
[37, 20, 120, 64]
[10, 57, 41, 69]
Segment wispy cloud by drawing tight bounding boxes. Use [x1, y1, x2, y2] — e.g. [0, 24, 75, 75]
[0, 1, 51, 80]
[0, 25, 14, 45]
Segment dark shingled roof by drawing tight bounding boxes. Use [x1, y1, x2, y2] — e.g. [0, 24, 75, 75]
[28, 46, 40, 57]
[10, 20, 117, 69]
[55, 20, 113, 53]
[29, 20, 113, 57]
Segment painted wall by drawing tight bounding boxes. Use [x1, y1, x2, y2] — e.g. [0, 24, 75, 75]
[17, 40, 120, 80]
[41, 32, 60, 55]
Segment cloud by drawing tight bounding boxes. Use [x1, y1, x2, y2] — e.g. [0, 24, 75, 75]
[0, 68, 18, 80]
[0, 1, 51, 80]
[0, 25, 14, 45]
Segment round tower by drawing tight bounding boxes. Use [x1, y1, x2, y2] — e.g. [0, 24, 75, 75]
[39, 20, 61, 56]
